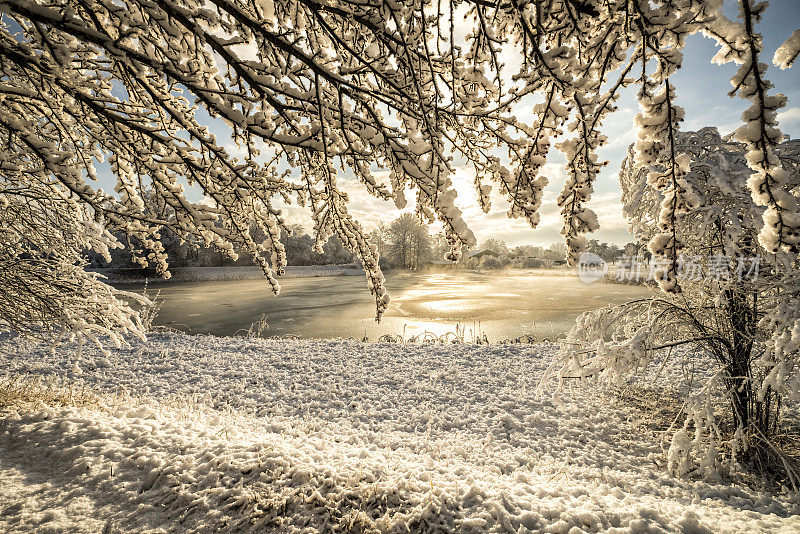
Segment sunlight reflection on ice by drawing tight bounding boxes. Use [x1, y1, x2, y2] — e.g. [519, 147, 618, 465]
[416, 299, 483, 314]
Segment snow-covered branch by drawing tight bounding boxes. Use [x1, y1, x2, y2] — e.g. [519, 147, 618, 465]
[0, 0, 797, 341]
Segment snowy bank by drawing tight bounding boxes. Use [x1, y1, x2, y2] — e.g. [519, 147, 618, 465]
[1, 332, 798, 533]
[89, 265, 364, 284]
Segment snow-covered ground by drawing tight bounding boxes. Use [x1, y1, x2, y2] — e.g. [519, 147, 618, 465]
[1, 332, 798, 533]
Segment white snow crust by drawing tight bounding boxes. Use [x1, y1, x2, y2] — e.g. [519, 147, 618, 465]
[1, 332, 798, 533]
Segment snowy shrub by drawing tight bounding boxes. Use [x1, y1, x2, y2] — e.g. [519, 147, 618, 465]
[137, 284, 162, 333]
[246, 314, 270, 339]
[480, 255, 505, 270]
[0, 180, 148, 350]
[0, 0, 797, 344]
[546, 128, 800, 482]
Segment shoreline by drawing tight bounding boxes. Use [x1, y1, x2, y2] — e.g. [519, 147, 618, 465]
[90, 265, 590, 284]
[88, 264, 364, 283]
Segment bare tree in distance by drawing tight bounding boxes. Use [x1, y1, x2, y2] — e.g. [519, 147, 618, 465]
[0, 0, 798, 346]
[386, 213, 432, 270]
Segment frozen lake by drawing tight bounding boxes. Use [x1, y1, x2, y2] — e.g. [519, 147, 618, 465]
[120, 270, 652, 342]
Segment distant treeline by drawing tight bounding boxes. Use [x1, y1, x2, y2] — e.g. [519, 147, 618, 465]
[458, 238, 642, 271]
[85, 223, 355, 269]
[85, 207, 640, 271]
[369, 215, 641, 271]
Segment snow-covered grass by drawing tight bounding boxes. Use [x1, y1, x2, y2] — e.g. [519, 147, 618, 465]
[1, 332, 798, 533]
[89, 264, 363, 283]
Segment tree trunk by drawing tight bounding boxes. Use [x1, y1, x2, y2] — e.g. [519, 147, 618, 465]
[725, 287, 755, 432]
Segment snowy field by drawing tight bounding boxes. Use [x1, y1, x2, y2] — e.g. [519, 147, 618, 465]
[1, 332, 798, 533]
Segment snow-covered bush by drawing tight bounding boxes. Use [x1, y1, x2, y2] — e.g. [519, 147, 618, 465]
[508, 256, 542, 269]
[0, 180, 148, 350]
[480, 255, 505, 270]
[547, 128, 800, 481]
[0, 0, 797, 343]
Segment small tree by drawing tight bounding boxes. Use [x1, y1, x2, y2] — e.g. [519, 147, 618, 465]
[546, 128, 800, 480]
[480, 238, 509, 257]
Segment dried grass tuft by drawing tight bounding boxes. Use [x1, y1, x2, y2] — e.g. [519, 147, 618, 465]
[0, 375, 104, 411]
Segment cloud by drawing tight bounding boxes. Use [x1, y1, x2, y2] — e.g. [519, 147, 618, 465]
[778, 107, 800, 127]
[598, 107, 637, 152]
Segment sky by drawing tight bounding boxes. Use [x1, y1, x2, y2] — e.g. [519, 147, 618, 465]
[92, 0, 800, 250]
